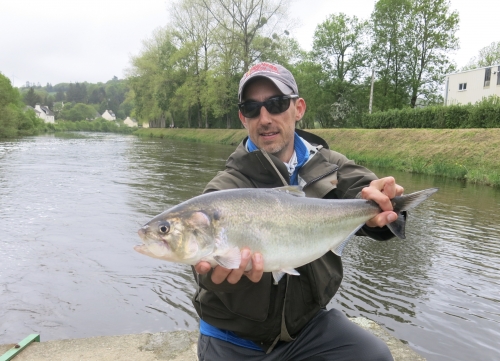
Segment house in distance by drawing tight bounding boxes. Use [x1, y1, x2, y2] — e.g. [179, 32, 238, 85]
[444, 65, 500, 105]
[102, 110, 116, 121]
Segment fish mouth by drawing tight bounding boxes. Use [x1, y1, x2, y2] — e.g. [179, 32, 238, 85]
[137, 226, 169, 249]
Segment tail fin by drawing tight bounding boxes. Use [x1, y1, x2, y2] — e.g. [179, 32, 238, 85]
[387, 188, 438, 239]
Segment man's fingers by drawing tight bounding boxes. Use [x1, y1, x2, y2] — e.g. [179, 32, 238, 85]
[211, 266, 232, 284]
[366, 211, 398, 228]
[198, 249, 264, 285]
[245, 253, 264, 283]
[362, 186, 393, 212]
[370, 176, 395, 191]
[226, 249, 251, 284]
[194, 261, 211, 275]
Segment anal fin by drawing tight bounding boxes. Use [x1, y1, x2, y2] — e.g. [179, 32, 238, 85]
[272, 268, 300, 284]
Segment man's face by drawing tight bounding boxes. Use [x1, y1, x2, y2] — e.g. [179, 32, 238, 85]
[239, 78, 306, 162]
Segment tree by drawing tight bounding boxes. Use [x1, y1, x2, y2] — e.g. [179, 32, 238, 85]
[200, 0, 292, 71]
[462, 41, 500, 70]
[55, 90, 65, 102]
[23, 87, 42, 107]
[126, 0, 298, 128]
[370, 0, 459, 109]
[406, 0, 459, 107]
[66, 82, 88, 103]
[89, 86, 106, 104]
[309, 13, 371, 127]
[61, 103, 97, 121]
[371, 0, 413, 110]
[171, 0, 217, 128]
[0, 73, 41, 138]
[0, 73, 21, 108]
[128, 27, 180, 128]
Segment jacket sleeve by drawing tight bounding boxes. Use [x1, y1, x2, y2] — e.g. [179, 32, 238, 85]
[326, 150, 395, 241]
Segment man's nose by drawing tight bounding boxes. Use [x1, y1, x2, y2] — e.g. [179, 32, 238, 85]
[258, 105, 273, 123]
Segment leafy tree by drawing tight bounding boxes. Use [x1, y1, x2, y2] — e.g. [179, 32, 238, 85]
[88, 86, 106, 104]
[406, 0, 459, 107]
[171, 0, 216, 128]
[0, 73, 41, 138]
[128, 27, 180, 128]
[23, 87, 42, 107]
[66, 83, 88, 103]
[371, 0, 459, 109]
[55, 90, 65, 102]
[200, 0, 291, 71]
[60, 103, 97, 121]
[0, 73, 21, 107]
[462, 41, 500, 70]
[371, 0, 413, 110]
[308, 13, 371, 127]
[104, 80, 128, 115]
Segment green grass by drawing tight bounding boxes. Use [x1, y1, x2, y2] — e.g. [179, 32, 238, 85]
[134, 128, 500, 187]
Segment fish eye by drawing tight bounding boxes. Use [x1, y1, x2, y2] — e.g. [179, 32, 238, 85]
[158, 222, 170, 234]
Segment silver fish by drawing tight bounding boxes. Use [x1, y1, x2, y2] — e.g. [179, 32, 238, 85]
[136, 186, 438, 283]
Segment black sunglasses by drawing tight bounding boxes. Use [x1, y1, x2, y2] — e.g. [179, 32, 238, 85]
[238, 95, 299, 118]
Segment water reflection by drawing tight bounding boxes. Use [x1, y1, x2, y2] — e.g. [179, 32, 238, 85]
[335, 167, 500, 360]
[1, 133, 499, 361]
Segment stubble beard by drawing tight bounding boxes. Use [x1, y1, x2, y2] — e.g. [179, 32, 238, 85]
[260, 139, 288, 159]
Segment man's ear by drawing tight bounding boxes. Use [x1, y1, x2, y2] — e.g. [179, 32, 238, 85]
[239, 111, 248, 129]
[294, 98, 307, 122]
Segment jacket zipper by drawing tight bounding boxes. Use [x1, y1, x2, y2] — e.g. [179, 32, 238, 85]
[303, 165, 339, 189]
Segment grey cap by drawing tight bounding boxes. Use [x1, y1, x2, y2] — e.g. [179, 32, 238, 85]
[238, 62, 299, 102]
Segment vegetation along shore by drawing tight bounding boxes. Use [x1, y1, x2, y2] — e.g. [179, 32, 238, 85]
[135, 128, 500, 188]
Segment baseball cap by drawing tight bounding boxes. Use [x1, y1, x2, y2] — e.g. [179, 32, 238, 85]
[238, 62, 299, 102]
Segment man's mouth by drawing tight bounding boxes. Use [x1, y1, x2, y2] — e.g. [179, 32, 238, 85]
[260, 131, 279, 137]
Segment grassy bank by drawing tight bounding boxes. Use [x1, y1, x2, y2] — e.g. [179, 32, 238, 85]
[135, 128, 500, 187]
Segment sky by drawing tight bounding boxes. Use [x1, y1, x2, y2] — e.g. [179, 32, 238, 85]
[0, 0, 497, 87]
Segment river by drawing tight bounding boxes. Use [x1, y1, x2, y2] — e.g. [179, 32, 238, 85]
[0, 133, 499, 361]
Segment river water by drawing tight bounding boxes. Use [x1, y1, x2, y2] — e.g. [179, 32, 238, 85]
[0, 133, 499, 360]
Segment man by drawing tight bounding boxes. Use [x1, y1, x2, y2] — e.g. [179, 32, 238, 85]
[193, 62, 403, 360]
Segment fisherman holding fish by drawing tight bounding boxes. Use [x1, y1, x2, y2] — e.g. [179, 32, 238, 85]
[136, 63, 437, 359]
[192, 62, 402, 360]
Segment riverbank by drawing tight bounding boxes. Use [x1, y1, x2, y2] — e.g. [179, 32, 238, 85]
[0, 318, 425, 361]
[135, 128, 500, 187]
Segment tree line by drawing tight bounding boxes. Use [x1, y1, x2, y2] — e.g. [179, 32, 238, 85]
[128, 0, 460, 129]
[18, 76, 133, 121]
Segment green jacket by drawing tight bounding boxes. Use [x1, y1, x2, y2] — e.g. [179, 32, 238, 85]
[192, 129, 393, 353]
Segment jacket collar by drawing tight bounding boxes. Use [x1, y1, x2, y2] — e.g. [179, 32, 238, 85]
[225, 130, 338, 193]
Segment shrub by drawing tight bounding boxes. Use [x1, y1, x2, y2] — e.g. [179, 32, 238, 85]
[362, 97, 500, 128]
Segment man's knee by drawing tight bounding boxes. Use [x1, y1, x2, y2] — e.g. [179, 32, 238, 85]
[349, 332, 394, 361]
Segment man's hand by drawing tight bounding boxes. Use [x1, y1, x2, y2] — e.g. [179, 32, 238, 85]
[361, 176, 404, 228]
[194, 248, 264, 284]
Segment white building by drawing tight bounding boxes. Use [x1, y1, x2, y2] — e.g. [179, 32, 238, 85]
[34, 104, 55, 123]
[444, 65, 500, 105]
[102, 109, 116, 121]
[123, 116, 138, 127]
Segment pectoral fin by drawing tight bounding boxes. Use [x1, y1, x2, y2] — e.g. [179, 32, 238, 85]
[213, 246, 241, 269]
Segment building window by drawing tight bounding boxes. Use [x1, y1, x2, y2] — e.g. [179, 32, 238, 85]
[484, 67, 491, 87]
[497, 66, 500, 86]
[458, 83, 467, 91]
